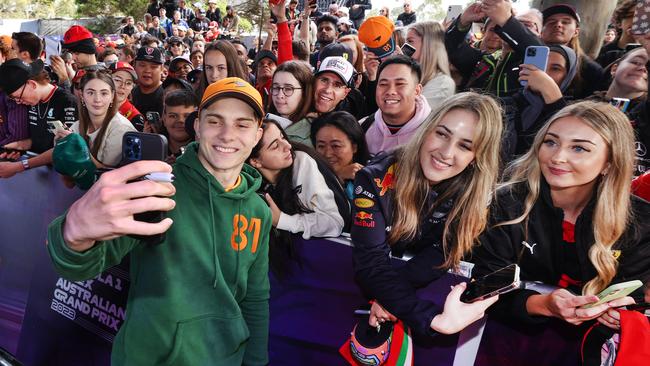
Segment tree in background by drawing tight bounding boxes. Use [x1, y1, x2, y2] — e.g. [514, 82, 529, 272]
[1, 0, 77, 18]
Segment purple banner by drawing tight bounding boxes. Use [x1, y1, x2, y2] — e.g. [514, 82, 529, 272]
[1, 167, 582, 365]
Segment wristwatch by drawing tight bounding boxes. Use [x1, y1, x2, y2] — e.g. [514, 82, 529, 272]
[21, 159, 30, 170]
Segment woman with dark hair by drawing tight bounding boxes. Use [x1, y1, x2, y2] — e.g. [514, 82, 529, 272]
[267, 61, 314, 124]
[198, 40, 248, 96]
[60, 70, 136, 167]
[311, 111, 369, 200]
[248, 119, 349, 239]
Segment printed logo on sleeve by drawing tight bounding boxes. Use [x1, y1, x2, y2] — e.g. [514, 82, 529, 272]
[353, 211, 375, 228]
[354, 198, 375, 208]
[374, 164, 395, 196]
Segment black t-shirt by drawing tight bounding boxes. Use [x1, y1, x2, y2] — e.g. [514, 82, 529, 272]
[28, 86, 78, 154]
[397, 12, 417, 26]
[131, 85, 164, 118]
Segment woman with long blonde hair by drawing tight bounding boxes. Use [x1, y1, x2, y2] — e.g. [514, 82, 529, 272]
[472, 100, 650, 332]
[406, 21, 455, 110]
[352, 92, 504, 336]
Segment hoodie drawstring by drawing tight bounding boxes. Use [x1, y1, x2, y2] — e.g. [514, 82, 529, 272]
[208, 180, 219, 289]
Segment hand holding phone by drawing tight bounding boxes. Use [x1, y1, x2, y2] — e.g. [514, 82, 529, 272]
[120, 132, 171, 245]
[460, 264, 521, 303]
[520, 46, 549, 86]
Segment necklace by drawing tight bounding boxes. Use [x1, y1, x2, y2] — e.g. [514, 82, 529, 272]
[37, 98, 53, 119]
[37, 86, 57, 119]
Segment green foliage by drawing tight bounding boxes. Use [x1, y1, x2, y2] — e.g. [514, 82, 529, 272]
[76, 0, 149, 18]
[1, 0, 77, 19]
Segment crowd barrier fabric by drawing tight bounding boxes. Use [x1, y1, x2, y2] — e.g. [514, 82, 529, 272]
[1, 166, 582, 365]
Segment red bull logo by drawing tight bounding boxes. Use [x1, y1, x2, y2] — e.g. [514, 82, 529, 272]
[354, 210, 376, 228]
[355, 211, 373, 221]
[374, 164, 395, 196]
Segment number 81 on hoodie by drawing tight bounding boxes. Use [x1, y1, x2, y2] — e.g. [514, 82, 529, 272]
[231, 214, 262, 253]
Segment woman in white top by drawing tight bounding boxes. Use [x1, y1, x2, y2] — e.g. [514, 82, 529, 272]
[407, 21, 456, 110]
[64, 70, 135, 167]
[248, 119, 347, 239]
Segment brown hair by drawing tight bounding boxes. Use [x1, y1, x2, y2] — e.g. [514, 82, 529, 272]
[78, 70, 119, 161]
[199, 40, 249, 96]
[268, 61, 314, 123]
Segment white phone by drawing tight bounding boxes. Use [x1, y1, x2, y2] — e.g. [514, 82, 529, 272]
[446, 5, 463, 23]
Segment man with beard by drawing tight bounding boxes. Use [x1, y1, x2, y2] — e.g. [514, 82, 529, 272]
[132, 46, 165, 118]
[310, 15, 339, 68]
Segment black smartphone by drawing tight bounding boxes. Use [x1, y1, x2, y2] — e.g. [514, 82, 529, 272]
[402, 43, 416, 58]
[145, 111, 162, 132]
[121, 132, 169, 245]
[460, 264, 521, 303]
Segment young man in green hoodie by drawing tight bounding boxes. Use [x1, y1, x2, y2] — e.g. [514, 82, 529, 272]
[46, 77, 272, 365]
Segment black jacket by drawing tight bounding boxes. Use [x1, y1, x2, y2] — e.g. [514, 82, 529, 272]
[626, 62, 650, 176]
[351, 153, 456, 337]
[445, 16, 543, 96]
[472, 180, 650, 324]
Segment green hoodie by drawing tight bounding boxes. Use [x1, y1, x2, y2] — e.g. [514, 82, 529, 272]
[47, 142, 272, 366]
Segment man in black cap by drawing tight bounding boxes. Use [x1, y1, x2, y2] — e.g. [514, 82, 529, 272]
[132, 46, 165, 119]
[540, 3, 604, 98]
[253, 50, 278, 107]
[0, 59, 77, 178]
[189, 8, 210, 33]
[167, 36, 186, 58]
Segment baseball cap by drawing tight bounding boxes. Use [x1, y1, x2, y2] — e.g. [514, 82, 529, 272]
[167, 36, 184, 45]
[338, 17, 353, 26]
[62, 25, 96, 54]
[208, 0, 217, 3]
[162, 77, 195, 92]
[253, 49, 278, 68]
[542, 4, 580, 24]
[208, 21, 218, 29]
[169, 55, 193, 71]
[318, 42, 353, 64]
[187, 69, 203, 84]
[108, 61, 137, 80]
[315, 56, 354, 86]
[200, 77, 264, 120]
[135, 46, 165, 64]
[177, 25, 188, 32]
[53, 133, 97, 190]
[358, 16, 396, 59]
[0, 59, 45, 95]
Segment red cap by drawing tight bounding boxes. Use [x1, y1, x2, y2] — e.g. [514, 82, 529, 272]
[109, 61, 138, 81]
[63, 25, 93, 45]
[209, 21, 218, 28]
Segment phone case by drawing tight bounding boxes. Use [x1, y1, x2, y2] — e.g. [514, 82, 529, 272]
[120, 132, 169, 245]
[631, 0, 650, 36]
[521, 46, 550, 86]
[581, 280, 643, 309]
[460, 264, 521, 303]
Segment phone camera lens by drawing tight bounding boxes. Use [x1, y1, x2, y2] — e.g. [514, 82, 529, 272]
[528, 48, 536, 56]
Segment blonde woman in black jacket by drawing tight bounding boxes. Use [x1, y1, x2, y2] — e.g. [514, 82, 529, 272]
[473, 101, 650, 330]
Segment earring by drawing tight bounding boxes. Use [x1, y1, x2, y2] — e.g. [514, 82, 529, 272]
[109, 103, 113, 108]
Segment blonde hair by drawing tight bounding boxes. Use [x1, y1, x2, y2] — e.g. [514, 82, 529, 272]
[388, 92, 503, 269]
[498, 101, 635, 295]
[407, 21, 450, 85]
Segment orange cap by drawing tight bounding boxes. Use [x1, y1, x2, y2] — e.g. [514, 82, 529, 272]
[358, 16, 395, 49]
[200, 77, 264, 121]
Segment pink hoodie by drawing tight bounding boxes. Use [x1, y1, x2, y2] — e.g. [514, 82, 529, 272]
[364, 95, 432, 155]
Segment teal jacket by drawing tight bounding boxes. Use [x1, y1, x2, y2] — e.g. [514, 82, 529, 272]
[47, 142, 272, 366]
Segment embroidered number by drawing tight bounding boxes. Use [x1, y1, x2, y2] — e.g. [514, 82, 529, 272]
[230, 215, 262, 253]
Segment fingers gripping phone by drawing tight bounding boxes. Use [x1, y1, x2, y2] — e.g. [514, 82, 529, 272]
[145, 111, 162, 132]
[520, 46, 550, 86]
[460, 264, 521, 303]
[120, 132, 169, 245]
